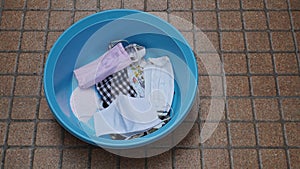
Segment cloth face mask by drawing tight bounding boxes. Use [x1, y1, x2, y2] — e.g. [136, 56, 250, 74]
[93, 94, 163, 137]
[96, 69, 137, 108]
[144, 56, 175, 116]
[74, 43, 132, 89]
[70, 87, 101, 122]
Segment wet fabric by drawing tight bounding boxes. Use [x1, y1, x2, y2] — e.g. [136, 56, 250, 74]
[93, 94, 163, 137]
[96, 69, 137, 108]
[74, 43, 132, 89]
[70, 87, 101, 122]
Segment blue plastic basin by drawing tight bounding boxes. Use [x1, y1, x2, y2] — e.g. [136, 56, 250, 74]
[44, 9, 198, 151]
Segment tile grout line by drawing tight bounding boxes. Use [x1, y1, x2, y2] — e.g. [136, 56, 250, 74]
[1, 7, 300, 12]
[191, 0, 205, 168]
[286, 0, 300, 74]
[240, 0, 263, 168]
[263, 0, 292, 168]
[0, 0, 28, 168]
[28, 0, 55, 167]
[215, 0, 235, 168]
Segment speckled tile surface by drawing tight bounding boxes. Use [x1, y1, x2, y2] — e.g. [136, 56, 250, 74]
[0, 0, 299, 168]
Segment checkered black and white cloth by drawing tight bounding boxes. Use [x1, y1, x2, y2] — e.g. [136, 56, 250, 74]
[96, 69, 137, 108]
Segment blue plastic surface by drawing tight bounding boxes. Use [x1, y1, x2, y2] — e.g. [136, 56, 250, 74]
[44, 9, 198, 149]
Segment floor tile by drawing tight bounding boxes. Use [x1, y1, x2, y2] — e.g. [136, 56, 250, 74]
[3, 0, 25, 9]
[252, 76, 276, 96]
[0, 98, 10, 119]
[202, 122, 227, 146]
[254, 99, 280, 121]
[7, 122, 34, 146]
[120, 157, 145, 169]
[220, 11, 242, 30]
[124, 0, 144, 10]
[257, 122, 284, 146]
[203, 149, 229, 169]
[169, 12, 193, 31]
[278, 76, 300, 96]
[249, 53, 273, 73]
[0, 11, 23, 29]
[4, 148, 31, 169]
[200, 99, 225, 121]
[51, 0, 73, 9]
[226, 76, 250, 96]
[39, 98, 54, 119]
[27, 0, 49, 9]
[223, 53, 247, 74]
[147, 0, 168, 10]
[169, 0, 192, 10]
[242, 0, 264, 9]
[194, 0, 216, 9]
[260, 149, 287, 169]
[196, 32, 220, 52]
[222, 32, 245, 51]
[232, 149, 258, 168]
[11, 97, 38, 119]
[0, 31, 20, 51]
[49, 11, 73, 30]
[230, 122, 256, 146]
[199, 76, 223, 96]
[76, 0, 97, 10]
[100, 0, 121, 10]
[33, 148, 60, 169]
[285, 122, 300, 146]
[274, 53, 299, 74]
[290, 0, 300, 9]
[281, 98, 300, 120]
[268, 11, 291, 30]
[219, 0, 240, 9]
[194, 11, 217, 30]
[0, 53, 17, 73]
[147, 150, 172, 169]
[178, 124, 200, 147]
[175, 149, 201, 168]
[292, 11, 300, 30]
[243, 11, 267, 30]
[289, 149, 300, 169]
[36, 122, 62, 146]
[14, 76, 41, 96]
[74, 11, 95, 23]
[62, 149, 89, 169]
[21, 31, 46, 51]
[246, 32, 270, 51]
[0, 76, 14, 96]
[17, 53, 44, 74]
[265, 0, 288, 9]
[271, 32, 295, 51]
[0, 122, 7, 146]
[228, 99, 253, 121]
[46, 31, 63, 50]
[24, 11, 48, 30]
[63, 131, 88, 146]
[91, 148, 117, 169]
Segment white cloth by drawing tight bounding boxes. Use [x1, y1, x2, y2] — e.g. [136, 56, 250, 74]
[93, 56, 175, 137]
[94, 94, 162, 136]
[70, 87, 101, 122]
[144, 56, 174, 114]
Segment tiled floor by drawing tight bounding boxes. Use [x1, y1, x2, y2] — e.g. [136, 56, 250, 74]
[0, 0, 299, 168]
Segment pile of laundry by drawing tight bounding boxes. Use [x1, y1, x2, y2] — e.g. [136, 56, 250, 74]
[70, 41, 174, 140]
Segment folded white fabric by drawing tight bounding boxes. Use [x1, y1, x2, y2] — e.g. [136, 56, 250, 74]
[70, 87, 101, 122]
[94, 94, 162, 136]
